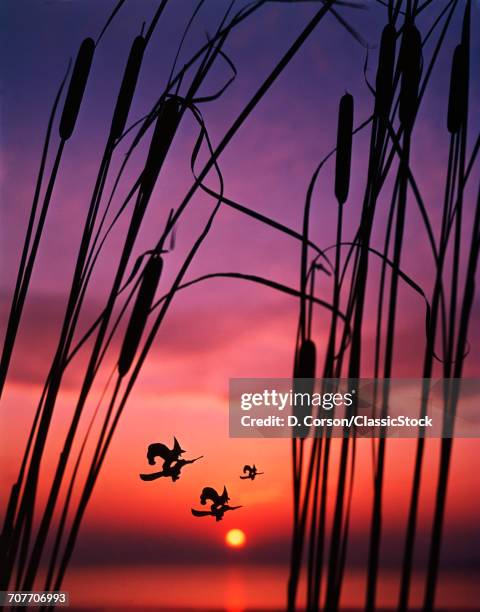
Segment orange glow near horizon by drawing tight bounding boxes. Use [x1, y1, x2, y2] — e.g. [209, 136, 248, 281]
[226, 528, 246, 548]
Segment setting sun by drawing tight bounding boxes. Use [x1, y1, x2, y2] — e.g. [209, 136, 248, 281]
[225, 529, 246, 548]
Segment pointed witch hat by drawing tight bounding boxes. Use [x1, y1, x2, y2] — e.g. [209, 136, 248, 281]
[173, 437, 186, 455]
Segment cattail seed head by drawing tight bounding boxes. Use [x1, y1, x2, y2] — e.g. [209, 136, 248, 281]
[399, 24, 422, 130]
[141, 98, 181, 200]
[335, 93, 354, 205]
[295, 339, 316, 379]
[447, 45, 468, 134]
[59, 38, 95, 140]
[109, 36, 146, 142]
[374, 24, 396, 120]
[118, 254, 163, 377]
[293, 339, 316, 436]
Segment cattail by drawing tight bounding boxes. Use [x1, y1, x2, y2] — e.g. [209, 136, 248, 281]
[109, 36, 146, 142]
[399, 24, 422, 130]
[293, 339, 316, 436]
[447, 45, 467, 134]
[335, 93, 354, 205]
[141, 98, 180, 199]
[59, 38, 95, 140]
[295, 339, 316, 379]
[118, 254, 163, 377]
[374, 24, 396, 120]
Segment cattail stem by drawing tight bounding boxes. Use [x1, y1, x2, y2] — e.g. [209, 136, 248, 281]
[43, 368, 115, 594]
[0, 141, 64, 403]
[0, 65, 69, 399]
